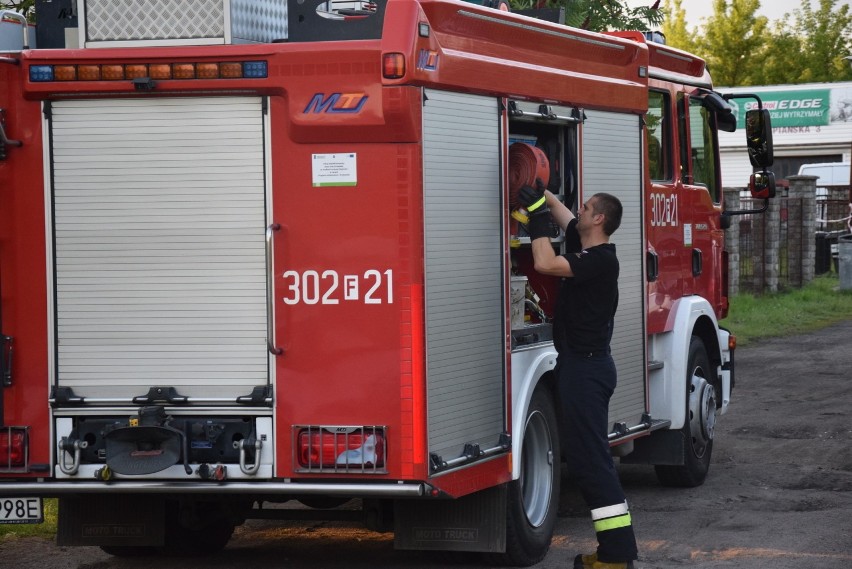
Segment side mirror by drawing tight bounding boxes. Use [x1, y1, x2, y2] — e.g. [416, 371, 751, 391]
[749, 171, 776, 199]
[717, 111, 736, 133]
[746, 109, 773, 168]
[701, 91, 736, 133]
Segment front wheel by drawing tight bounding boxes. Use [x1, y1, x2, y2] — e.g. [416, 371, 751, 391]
[498, 386, 561, 566]
[655, 336, 716, 487]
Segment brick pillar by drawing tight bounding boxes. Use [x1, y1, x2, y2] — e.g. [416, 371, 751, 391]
[752, 193, 781, 294]
[763, 196, 781, 293]
[752, 199, 765, 294]
[724, 188, 741, 296]
[787, 175, 817, 287]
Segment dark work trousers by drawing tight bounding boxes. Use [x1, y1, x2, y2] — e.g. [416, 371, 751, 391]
[557, 351, 638, 563]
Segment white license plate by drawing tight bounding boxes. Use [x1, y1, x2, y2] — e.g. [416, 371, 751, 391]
[0, 497, 43, 524]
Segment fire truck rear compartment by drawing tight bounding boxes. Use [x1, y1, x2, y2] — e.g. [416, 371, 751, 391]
[46, 95, 275, 480]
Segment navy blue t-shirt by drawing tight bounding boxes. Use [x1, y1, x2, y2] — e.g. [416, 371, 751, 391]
[552, 219, 619, 354]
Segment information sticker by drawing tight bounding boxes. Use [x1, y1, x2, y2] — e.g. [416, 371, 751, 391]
[312, 153, 357, 187]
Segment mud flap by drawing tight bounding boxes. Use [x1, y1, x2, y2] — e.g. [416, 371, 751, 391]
[620, 429, 685, 465]
[394, 485, 507, 553]
[57, 495, 165, 547]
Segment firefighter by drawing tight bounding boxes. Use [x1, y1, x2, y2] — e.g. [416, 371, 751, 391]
[518, 183, 638, 569]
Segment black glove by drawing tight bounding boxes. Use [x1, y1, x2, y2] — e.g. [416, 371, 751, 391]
[517, 182, 553, 240]
[517, 182, 548, 214]
[526, 210, 554, 240]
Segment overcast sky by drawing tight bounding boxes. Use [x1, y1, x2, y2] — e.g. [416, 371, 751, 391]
[623, 0, 818, 30]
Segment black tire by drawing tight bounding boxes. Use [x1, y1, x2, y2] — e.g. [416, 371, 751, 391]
[297, 496, 352, 509]
[496, 386, 561, 566]
[655, 336, 717, 488]
[161, 501, 235, 556]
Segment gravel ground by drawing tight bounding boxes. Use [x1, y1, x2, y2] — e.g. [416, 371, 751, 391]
[2, 320, 851, 569]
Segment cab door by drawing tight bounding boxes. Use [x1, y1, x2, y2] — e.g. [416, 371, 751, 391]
[678, 93, 724, 311]
[645, 88, 682, 334]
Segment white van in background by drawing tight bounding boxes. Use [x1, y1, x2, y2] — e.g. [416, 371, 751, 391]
[798, 162, 851, 186]
[801, 162, 851, 234]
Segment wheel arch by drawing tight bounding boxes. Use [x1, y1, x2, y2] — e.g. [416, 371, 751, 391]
[652, 296, 723, 430]
[508, 347, 558, 481]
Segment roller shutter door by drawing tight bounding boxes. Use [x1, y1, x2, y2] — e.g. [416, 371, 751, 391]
[582, 109, 647, 427]
[422, 89, 506, 464]
[50, 97, 268, 403]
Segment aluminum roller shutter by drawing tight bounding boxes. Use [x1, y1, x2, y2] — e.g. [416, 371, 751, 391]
[422, 89, 506, 464]
[49, 97, 269, 403]
[582, 109, 647, 428]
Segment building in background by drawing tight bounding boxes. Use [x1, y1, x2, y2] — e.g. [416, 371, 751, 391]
[719, 81, 852, 185]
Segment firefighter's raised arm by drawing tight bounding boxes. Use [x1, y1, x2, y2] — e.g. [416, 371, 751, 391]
[517, 184, 574, 277]
[543, 189, 575, 231]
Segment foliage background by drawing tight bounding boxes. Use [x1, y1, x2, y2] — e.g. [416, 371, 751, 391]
[661, 0, 852, 86]
[0, 0, 32, 19]
[514, 0, 852, 86]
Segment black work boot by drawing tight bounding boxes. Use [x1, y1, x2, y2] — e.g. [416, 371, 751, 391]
[574, 552, 635, 569]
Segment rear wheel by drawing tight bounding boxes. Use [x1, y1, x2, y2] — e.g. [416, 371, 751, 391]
[498, 386, 561, 566]
[655, 336, 716, 487]
[161, 500, 236, 556]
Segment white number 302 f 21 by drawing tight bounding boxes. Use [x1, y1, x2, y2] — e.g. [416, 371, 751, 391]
[282, 269, 394, 305]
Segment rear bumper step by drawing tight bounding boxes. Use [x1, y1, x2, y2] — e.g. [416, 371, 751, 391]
[0, 481, 426, 497]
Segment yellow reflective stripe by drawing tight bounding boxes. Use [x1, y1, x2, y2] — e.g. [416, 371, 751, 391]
[594, 513, 632, 533]
[528, 196, 546, 211]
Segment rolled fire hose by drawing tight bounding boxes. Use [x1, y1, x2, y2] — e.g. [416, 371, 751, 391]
[508, 142, 550, 223]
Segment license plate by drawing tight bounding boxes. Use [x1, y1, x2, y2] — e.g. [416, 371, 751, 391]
[0, 497, 43, 524]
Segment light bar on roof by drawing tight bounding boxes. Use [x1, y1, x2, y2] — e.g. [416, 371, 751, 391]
[29, 61, 268, 82]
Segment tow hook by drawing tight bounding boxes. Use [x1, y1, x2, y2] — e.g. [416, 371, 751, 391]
[58, 437, 87, 475]
[236, 438, 262, 475]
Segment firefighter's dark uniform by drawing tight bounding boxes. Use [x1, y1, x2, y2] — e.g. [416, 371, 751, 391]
[554, 218, 638, 565]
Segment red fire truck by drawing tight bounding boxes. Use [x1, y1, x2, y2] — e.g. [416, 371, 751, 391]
[0, 0, 774, 564]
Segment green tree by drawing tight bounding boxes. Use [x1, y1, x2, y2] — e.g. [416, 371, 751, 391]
[511, 0, 663, 32]
[697, 0, 769, 86]
[776, 0, 852, 83]
[0, 1, 34, 20]
[660, 0, 699, 54]
[756, 14, 808, 85]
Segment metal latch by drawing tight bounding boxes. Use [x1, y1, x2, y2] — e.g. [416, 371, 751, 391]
[0, 335, 12, 387]
[132, 386, 188, 405]
[0, 109, 22, 161]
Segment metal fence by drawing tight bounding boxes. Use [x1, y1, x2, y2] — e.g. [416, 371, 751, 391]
[815, 186, 851, 278]
[734, 196, 807, 294]
[817, 186, 852, 234]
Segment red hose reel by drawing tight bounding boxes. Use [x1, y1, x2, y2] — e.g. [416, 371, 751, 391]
[508, 142, 550, 222]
